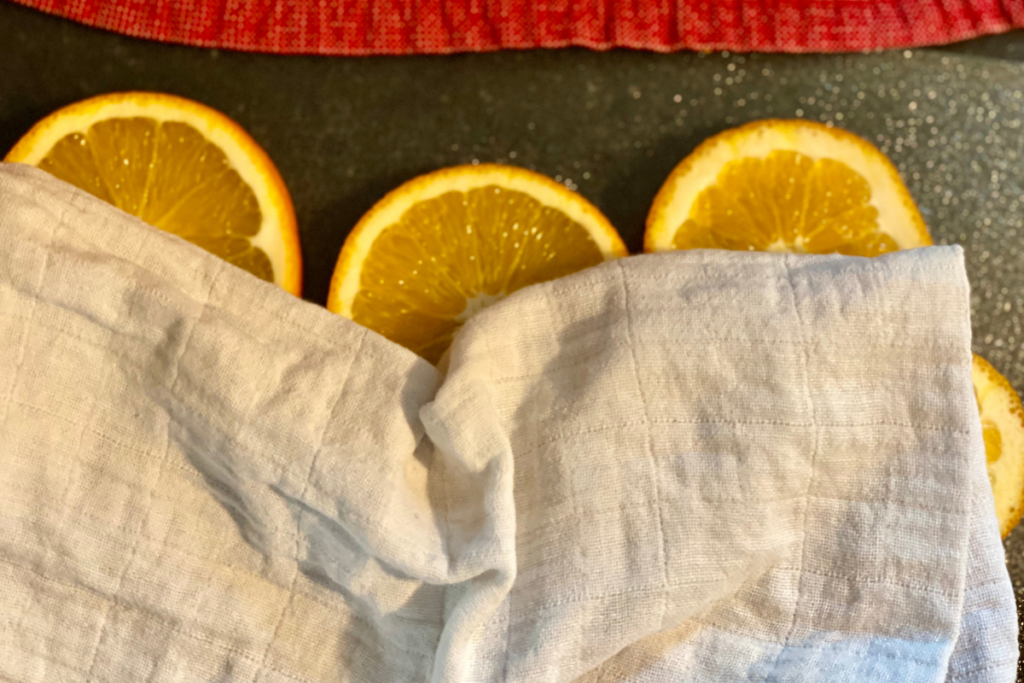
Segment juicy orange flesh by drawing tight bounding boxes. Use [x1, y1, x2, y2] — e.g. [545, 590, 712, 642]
[983, 420, 1003, 464]
[976, 383, 1008, 474]
[38, 117, 273, 282]
[674, 150, 899, 256]
[973, 357, 1024, 537]
[353, 186, 604, 363]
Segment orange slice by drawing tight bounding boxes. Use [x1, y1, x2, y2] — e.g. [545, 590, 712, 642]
[973, 354, 1024, 538]
[327, 164, 627, 364]
[645, 119, 932, 256]
[5, 92, 302, 295]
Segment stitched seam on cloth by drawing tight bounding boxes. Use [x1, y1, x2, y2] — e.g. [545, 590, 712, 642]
[16, 348, 445, 571]
[491, 559, 959, 624]
[0, 557, 332, 683]
[0, 197, 62, 428]
[555, 262, 963, 287]
[766, 256, 819, 682]
[495, 300, 513, 683]
[1, 302, 960, 379]
[2, 423, 440, 629]
[7, 325, 434, 529]
[10, 387, 974, 465]
[881, 407, 898, 607]
[0, 543, 436, 661]
[812, 421, 968, 433]
[770, 565, 957, 596]
[0, 517, 280, 611]
[81, 259, 226, 683]
[8, 399, 232, 498]
[515, 493, 968, 545]
[516, 418, 969, 453]
[0, 499, 957, 630]
[514, 496, 951, 543]
[2, 267, 963, 362]
[4, 640, 88, 677]
[22, 373, 397, 492]
[179, 277, 295, 634]
[437, 390, 454, 681]
[0, 303, 415, 453]
[83, 260, 219, 678]
[546, 263, 962, 298]
[19, 376, 966, 512]
[2, 201, 71, 642]
[7, 201, 106, 662]
[15, 212, 128, 648]
[0, 198, 65, 427]
[250, 326, 370, 683]
[617, 260, 669, 634]
[493, 577, 729, 622]
[806, 494, 962, 516]
[43, 209, 139, 631]
[488, 339, 963, 382]
[0, 307, 968, 436]
[0, 258, 359, 358]
[551, 283, 593, 683]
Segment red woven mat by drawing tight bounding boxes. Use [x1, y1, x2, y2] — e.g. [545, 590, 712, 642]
[9, 0, 1024, 54]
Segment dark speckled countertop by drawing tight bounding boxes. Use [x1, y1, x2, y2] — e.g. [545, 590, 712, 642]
[2, 1, 1024, 677]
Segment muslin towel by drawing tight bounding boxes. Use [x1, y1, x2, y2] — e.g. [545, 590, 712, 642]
[0, 162, 1016, 683]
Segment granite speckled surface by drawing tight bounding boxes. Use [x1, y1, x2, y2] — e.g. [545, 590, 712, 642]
[1, 1, 1023, 676]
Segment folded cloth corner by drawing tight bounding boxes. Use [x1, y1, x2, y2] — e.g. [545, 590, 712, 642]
[0, 162, 1017, 682]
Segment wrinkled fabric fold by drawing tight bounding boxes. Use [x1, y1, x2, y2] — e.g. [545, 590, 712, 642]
[0, 163, 1016, 683]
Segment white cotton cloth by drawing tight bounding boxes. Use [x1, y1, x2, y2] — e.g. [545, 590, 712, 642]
[0, 162, 1016, 683]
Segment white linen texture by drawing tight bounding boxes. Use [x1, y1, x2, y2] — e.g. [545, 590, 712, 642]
[0, 163, 1016, 683]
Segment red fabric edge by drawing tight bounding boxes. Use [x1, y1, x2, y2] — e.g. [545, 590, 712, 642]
[8, 0, 1023, 55]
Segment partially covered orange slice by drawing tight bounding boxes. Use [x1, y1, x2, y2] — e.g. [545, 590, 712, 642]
[973, 355, 1024, 538]
[645, 119, 932, 256]
[328, 164, 626, 363]
[5, 92, 301, 294]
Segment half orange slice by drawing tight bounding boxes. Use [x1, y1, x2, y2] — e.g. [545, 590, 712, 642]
[645, 119, 932, 257]
[328, 164, 626, 363]
[6, 92, 302, 294]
